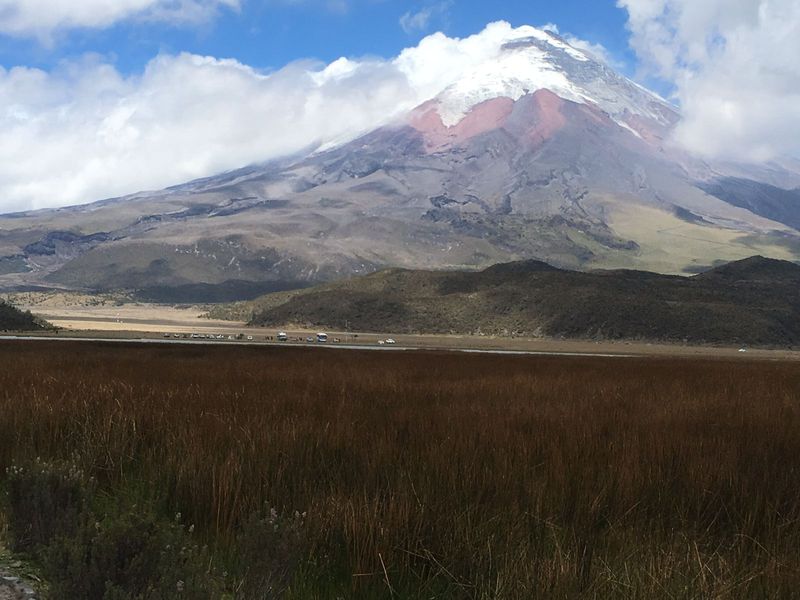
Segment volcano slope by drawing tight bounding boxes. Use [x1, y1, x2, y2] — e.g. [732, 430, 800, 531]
[244, 256, 800, 347]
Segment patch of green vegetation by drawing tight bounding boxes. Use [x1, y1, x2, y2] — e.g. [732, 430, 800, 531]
[246, 256, 800, 347]
[2, 460, 312, 599]
[0, 300, 49, 331]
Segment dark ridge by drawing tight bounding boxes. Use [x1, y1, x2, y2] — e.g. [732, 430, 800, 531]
[673, 206, 713, 226]
[0, 300, 48, 331]
[699, 177, 800, 230]
[696, 255, 800, 282]
[481, 259, 559, 276]
[24, 231, 111, 256]
[245, 256, 800, 347]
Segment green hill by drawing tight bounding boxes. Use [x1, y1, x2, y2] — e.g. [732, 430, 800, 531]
[243, 256, 800, 347]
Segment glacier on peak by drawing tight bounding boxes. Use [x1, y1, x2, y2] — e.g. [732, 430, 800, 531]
[432, 26, 677, 131]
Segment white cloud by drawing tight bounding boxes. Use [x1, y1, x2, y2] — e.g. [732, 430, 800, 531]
[0, 21, 542, 212]
[399, 9, 432, 34]
[618, 0, 800, 162]
[0, 0, 239, 40]
[399, 1, 451, 35]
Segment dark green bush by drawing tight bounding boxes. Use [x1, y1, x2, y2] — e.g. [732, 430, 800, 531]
[5, 459, 94, 553]
[45, 510, 221, 600]
[0, 300, 45, 331]
[234, 505, 306, 599]
[5, 460, 222, 599]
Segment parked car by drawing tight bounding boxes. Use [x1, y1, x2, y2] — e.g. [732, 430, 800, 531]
[385, 338, 396, 345]
[277, 332, 288, 341]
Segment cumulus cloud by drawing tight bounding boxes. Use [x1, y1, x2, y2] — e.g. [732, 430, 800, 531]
[0, 21, 542, 212]
[0, 0, 239, 40]
[618, 0, 800, 162]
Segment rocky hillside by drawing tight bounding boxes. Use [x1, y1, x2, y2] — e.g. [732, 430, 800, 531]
[246, 256, 800, 347]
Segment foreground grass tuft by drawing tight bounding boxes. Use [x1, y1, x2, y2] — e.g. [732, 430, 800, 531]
[1, 340, 799, 598]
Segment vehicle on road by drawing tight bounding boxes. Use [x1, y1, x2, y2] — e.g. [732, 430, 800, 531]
[385, 338, 396, 345]
[317, 333, 328, 343]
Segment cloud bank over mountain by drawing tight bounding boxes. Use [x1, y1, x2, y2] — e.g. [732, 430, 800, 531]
[619, 0, 800, 162]
[0, 22, 577, 212]
[0, 2, 798, 213]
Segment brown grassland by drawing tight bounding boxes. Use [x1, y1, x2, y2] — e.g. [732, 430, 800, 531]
[1, 341, 799, 598]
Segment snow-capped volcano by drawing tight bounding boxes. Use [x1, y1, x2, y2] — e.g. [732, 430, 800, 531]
[1, 24, 799, 298]
[423, 26, 677, 141]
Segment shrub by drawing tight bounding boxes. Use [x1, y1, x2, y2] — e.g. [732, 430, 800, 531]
[5, 459, 94, 554]
[234, 505, 306, 599]
[5, 459, 221, 599]
[45, 510, 221, 600]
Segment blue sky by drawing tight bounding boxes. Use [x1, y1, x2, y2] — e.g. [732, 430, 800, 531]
[0, 1, 636, 77]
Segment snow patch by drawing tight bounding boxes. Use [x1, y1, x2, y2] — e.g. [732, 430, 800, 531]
[436, 45, 591, 127]
[432, 25, 676, 131]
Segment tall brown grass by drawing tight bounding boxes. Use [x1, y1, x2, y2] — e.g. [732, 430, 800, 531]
[1, 340, 800, 598]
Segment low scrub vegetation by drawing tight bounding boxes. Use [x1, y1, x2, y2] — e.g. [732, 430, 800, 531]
[6, 460, 221, 598]
[246, 257, 800, 346]
[0, 299, 48, 331]
[1, 341, 799, 598]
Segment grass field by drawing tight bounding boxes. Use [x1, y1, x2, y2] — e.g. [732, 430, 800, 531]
[1, 341, 799, 598]
[601, 199, 799, 274]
